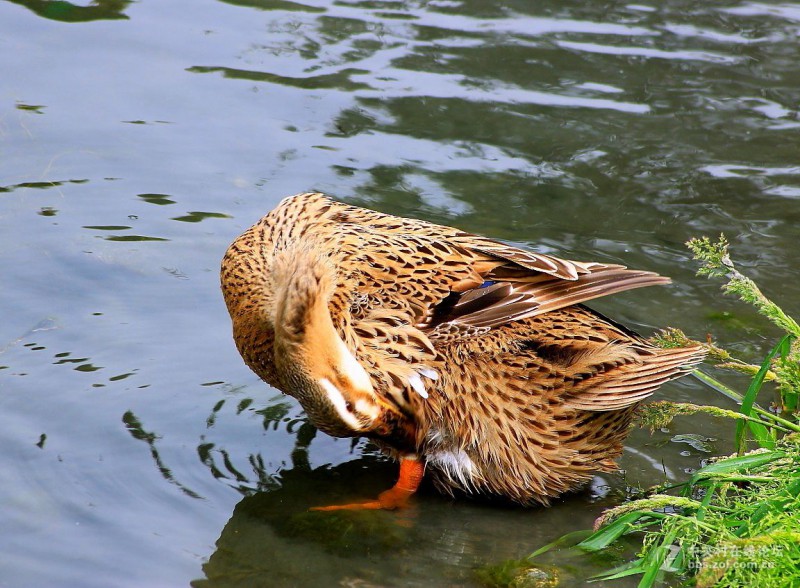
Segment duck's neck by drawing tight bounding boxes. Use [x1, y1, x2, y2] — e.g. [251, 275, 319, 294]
[271, 246, 353, 385]
[270, 246, 384, 436]
[271, 245, 339, 348]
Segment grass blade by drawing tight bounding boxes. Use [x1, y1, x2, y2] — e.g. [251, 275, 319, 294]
[690, 450, 784, 485]
[577, 512, 655, 552]
[736, 335, 793, 452]
[636, 527, 679, 588]
[527, 529, 593, 558]
[691, 370, 800, 432]
[589, 559, 647, 581]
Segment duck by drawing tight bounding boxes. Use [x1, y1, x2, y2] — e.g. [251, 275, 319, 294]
[220, 192, 705, 509]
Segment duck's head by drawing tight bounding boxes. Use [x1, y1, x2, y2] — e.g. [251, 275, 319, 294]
[276, 326, 392, 437]
[271, 247, 397, 438]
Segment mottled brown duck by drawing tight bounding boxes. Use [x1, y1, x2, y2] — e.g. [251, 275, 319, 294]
[221, 192, 705, 509]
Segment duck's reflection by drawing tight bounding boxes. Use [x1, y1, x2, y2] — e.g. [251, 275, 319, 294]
[194, 446, 427, 587]
[189, 395, 629, 587]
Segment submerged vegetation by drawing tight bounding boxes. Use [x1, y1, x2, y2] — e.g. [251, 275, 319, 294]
[481, 236, 800, 588]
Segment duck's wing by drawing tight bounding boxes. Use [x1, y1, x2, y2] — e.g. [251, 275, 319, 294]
[422, 234, 669, 341]
[559, 342, 706, 411]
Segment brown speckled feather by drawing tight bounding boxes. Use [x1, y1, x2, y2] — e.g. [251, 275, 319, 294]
[221, 192, 706, 505]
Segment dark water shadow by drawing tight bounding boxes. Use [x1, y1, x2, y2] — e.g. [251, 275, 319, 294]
[187, 65, 372, 91]
[191, 453, 637, 587]
[216, 0, 325, 13]
[193, 400, 426, 588]
[187, 393, 643, 587]
[192, 457, 418, 588]
[6, 0, 132, 22]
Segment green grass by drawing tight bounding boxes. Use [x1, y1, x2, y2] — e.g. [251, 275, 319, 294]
[570, 436, 800, 587]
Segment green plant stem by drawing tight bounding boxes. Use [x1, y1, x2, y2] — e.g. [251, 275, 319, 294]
[691, 370, 800, 433]
[701, 475, 778, 483]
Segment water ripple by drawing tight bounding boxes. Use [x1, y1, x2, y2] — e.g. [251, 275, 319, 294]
[722, 2, 800, 22]
[360, 69, 650, 113]
[700, 164, 800, 179]
[326, 4, 659, 38]
[557, 40, 741, 64]
[662, 23, 770, 44]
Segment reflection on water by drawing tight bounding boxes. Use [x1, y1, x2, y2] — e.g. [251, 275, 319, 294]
[194, 460, 416, 588]
[199, 394, 315, 494]
[7, 0, 132, 21]
[2, 0, 799, 586]
[138, 193, 177, 206]
[0, 178, 89, 193]
[191, 396, 637, 587]
[218, 0, 325, 13]
[124, 410, 204, 498]
[172, 211, 233, 223]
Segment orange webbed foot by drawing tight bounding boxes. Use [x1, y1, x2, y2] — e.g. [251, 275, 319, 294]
[309, 456, 424, 512]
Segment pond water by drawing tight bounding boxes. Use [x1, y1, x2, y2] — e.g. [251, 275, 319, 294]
[2, 0, 799, 586]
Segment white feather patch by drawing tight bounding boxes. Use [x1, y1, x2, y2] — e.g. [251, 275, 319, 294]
[408, 367, 438, 399]
[408, 373, 429, 399]
[334, 336, 373, 392]
[354, 398, 379, 420]
[318, 378, 361, 430]
[427, 448, 477, 488]
[418, 367, 438, 381]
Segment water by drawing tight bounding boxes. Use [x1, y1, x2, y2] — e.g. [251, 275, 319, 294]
[1, 0, 798, 586]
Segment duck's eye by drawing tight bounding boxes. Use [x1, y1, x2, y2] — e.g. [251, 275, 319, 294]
[345, 401, 354, 413]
